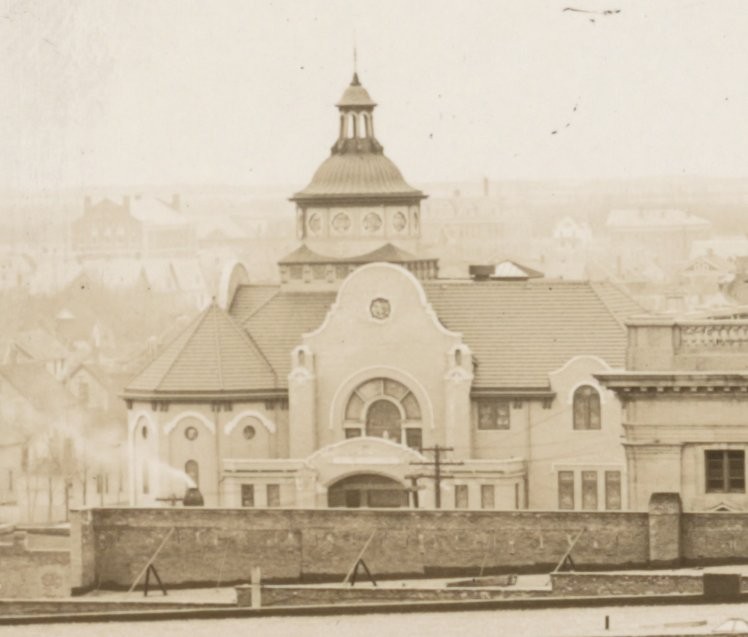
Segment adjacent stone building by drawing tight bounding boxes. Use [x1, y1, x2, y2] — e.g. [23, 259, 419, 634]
[598, 314, 748, 512]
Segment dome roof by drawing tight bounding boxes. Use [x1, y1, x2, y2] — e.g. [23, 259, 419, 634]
[336, 73, 376, 108]
[292, 152, 424, 200]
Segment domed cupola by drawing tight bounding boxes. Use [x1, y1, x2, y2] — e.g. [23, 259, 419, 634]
[290, 71, 426, 259]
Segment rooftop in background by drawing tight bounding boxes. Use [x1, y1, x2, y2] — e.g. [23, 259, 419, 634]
[607, 209, 711, 230]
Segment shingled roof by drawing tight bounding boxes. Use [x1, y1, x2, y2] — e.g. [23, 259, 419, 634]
[278, 243, 423, 266]
[228, 278, 643, 392]
[124, 301, 277, 398]
[423, 280, 641, 388]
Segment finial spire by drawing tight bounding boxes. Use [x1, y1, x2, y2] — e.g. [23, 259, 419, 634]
[351, 34, 360, 85]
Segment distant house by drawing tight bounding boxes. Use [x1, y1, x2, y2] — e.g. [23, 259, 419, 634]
[606, 209, 712, 265]
[0, 252, 35, 290]
[0, 361, 129, 524]
[70, 195, 196, 259]
[0, 363, 78, 523]
[552, 216, 593, 247]
[4, 327, 70, 379]
[679, 253, 735, 301]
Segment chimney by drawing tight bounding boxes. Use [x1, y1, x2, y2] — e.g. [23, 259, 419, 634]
[171, 193, 181, 211]
[123, 195, 131, 212]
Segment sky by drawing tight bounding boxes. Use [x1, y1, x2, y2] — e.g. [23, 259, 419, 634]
[1, 0, 748, 191]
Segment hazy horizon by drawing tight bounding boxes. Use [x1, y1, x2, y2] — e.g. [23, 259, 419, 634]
[2, 0, 748, 192]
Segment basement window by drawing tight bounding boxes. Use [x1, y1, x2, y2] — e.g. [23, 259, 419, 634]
[706, 450, 745, 493]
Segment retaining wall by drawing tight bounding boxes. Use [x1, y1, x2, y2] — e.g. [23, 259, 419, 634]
[0, 531, 69, 598]
[71, 505, 652, 590]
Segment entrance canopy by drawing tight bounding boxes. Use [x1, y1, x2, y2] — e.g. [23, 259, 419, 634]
[327, 473, 408, 508]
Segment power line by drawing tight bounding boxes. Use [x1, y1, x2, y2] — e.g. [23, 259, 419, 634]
[408, 444, 463, 509]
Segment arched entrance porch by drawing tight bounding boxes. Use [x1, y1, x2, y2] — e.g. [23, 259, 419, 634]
[327, 473, 409, 508]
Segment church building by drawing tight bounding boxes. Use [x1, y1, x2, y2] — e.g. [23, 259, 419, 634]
[124, 72, 642, 511]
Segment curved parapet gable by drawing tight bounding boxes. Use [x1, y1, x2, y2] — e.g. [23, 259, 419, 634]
[217, 260, 251, 310]
[304, 262, 461, 342]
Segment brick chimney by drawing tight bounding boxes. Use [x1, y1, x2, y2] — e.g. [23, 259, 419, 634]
[171, 193, 181, 211]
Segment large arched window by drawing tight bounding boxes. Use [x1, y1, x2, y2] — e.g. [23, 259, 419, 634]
[344, 378, 421, 448]
[573, 385, 601, 430]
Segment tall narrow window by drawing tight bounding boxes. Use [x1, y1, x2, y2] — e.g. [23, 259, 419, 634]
[142, 463, 149, 495]
[79, 381, 90, 406]
[558, 471, 574, 510]
[267, 484, 280, 507]
[405, 428, 422, 451]
[454, 484, 468, 509]
[480, 485, 496, 510]
[581, 471, 598, 510]
[706, 450, 745, 493]
[185, 460, 199, 489]
[241, 484, 255, 507]
[573, 386, 601, 430]
[605, 471, 622, 510]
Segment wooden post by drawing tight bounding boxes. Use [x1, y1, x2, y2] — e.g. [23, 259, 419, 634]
[342, 530, 376, 585]
[128, 527, 175, 593]
[251, 566, 262, 609]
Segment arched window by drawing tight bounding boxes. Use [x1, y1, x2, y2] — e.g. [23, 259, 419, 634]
[185, 460, 199, 488]
[573, 385, 601, 430]
[344, 378, 421, 447]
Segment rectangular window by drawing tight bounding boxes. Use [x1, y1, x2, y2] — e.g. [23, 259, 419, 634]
[476, 399, 511, 430]
[96, 474, 104, 495]
[582, 471, 598, 510]
[454, 484, 468, 509]
[266, 484, 280, 507]
[241, 484, 255, 507]
[706, 450, 745, 493]
[605, 471, 622, 510]
[405, 428, 422, 451]
[558, 471, 574, 510]
[344, 428, 362, 439]
[480, 484, 495, 510]
[79, 381, 90, 406]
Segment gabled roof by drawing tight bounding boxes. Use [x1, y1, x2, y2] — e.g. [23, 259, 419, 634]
[0, 362, 76, 415]
[124, 301, 277, 397]
[228, 278, 643, 391]
[423, 280, 640, 388]
[9, 328, 69, 361]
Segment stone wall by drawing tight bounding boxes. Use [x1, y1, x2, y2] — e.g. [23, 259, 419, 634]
[0, 531, 69, 598]
[550, 572, 703, 597]
[71, 506, 651, 590]
[241, 584, 554, 608]
[682, 513, 748, 564]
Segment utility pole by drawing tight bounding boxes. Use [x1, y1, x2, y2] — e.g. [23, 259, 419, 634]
[408, 445, 463, 509]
